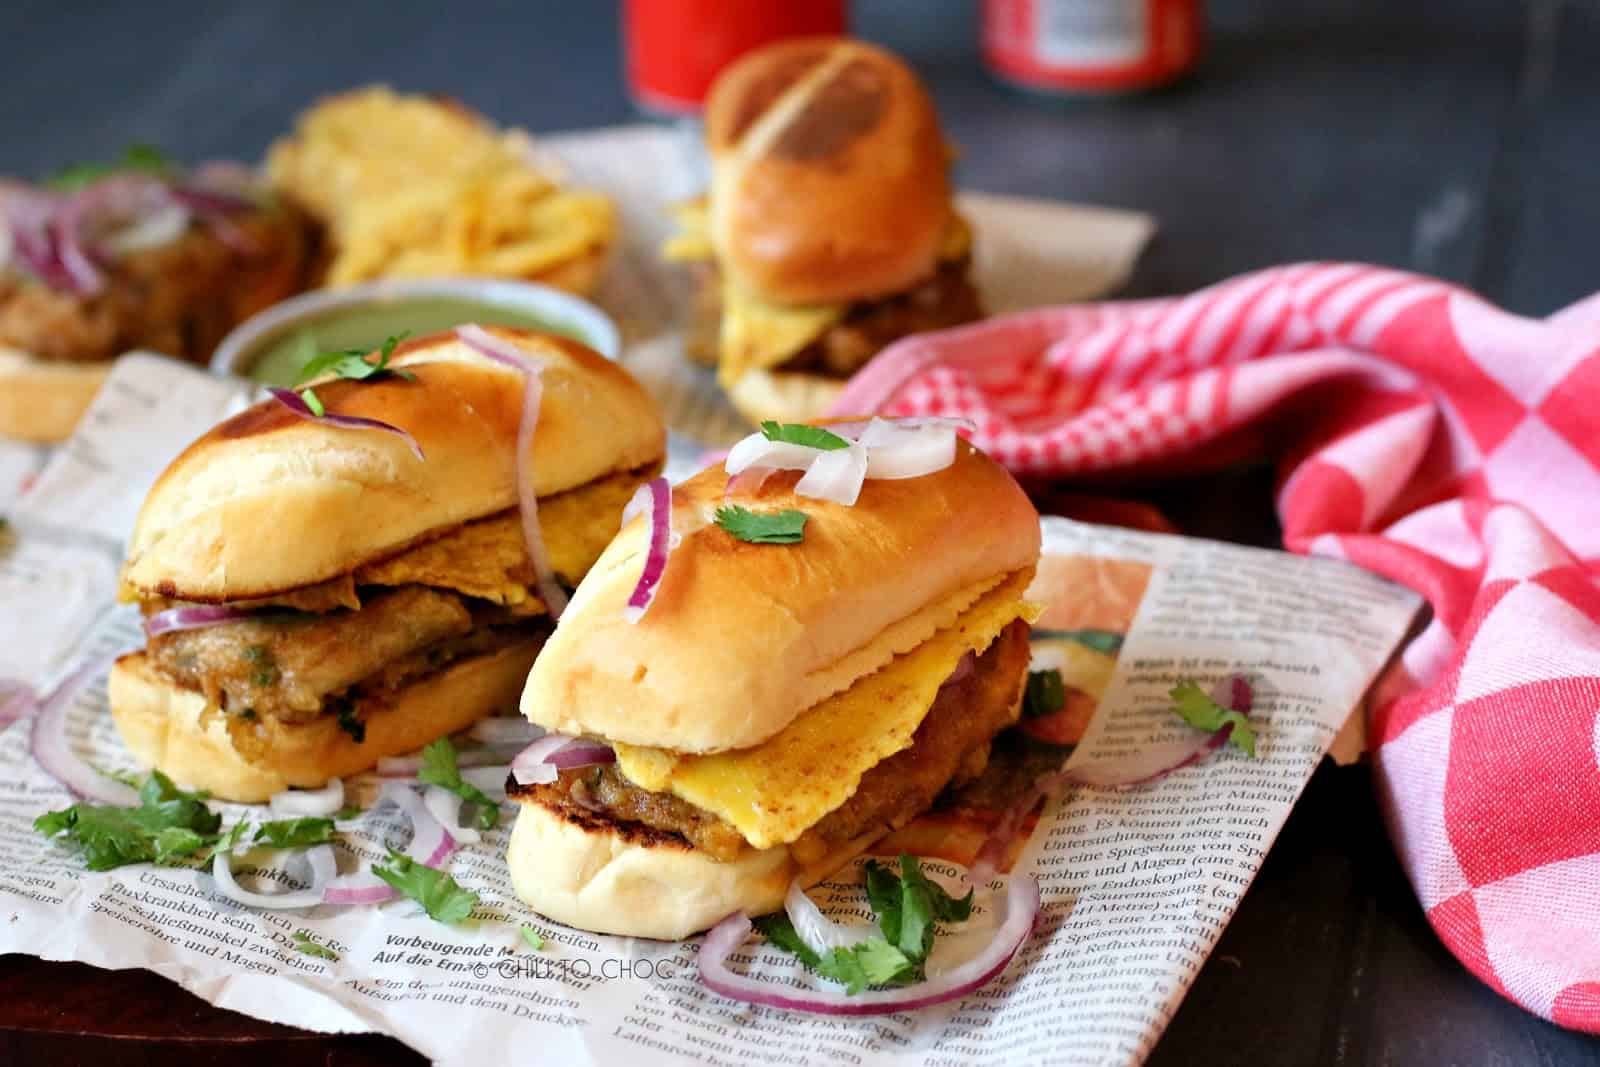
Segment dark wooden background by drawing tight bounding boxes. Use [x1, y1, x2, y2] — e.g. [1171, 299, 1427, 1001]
[3, 1, 1598, 1063]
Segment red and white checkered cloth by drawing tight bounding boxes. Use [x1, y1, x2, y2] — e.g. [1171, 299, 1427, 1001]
[831, 261, 1600, 1032]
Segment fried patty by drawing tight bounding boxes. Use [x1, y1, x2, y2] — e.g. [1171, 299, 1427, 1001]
[516, 618, 1031, 862]
[689, 258, 983, 377]
[0, 203, 313, 365]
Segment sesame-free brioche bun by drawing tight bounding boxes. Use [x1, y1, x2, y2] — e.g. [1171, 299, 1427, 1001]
[704, 38, 952, 306]
[521, 434, 1040, 753]
[507, 794, 884, 940]
[120, 327, 664, 602]
[109, 639, 540, 803]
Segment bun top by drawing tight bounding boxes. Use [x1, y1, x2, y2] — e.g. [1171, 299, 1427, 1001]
[704, 38, 953, 306]
[521, 435, 1040, 752]
[121, 328, 664, 602]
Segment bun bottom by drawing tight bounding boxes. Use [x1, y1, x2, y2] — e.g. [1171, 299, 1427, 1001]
[0, 348, 109, 443]
[507, 795, 883, 940]
[109, 639, 542, 803]
[725, 366, 846, 426]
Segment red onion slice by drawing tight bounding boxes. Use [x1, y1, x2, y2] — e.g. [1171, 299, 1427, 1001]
[267, 388, 425, 461]
[700, 875, 1041, 1015]
[621, 477, 671, 623]
[511, 734, 615, 785]
[454, 324, 566, 618]
[0, 680, 39, 728]
[423, 784, 481, 846]
[30, 653, 138, 806]
[268, 779, 345, 819]
[322, 873, 396, 906]
[794, 443, 869, 506]
[213, 842, 337, 910]
[467, 717, 545, 746]
[321, 783, 458, 907]
[784, 882, 871, 953]
[143, 603, 251, 639]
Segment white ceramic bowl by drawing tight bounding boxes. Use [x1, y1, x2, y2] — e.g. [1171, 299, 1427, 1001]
[211, 277, 620, 382]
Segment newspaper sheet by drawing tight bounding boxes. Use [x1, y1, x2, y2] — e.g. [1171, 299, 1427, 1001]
[0, 125, 1419, 1065]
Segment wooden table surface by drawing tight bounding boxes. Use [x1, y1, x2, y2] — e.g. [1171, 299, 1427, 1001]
[4, 1, 1599, 1063]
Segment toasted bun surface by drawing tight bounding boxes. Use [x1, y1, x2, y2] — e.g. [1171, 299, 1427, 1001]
[0, 348, 108, 443]
[110, 640, 539, 803]
[508, 796, 883, 940]
[121, 327, 664, 602]
[705, 38, 951, 306]
[522, 437, 1040, 752]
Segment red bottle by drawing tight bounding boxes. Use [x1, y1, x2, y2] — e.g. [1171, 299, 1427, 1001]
[982, 0, 1202, 96]
[623, 0, 849, 116]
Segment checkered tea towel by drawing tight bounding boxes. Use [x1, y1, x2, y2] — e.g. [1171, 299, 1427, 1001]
[831, 262, 1600, 1031]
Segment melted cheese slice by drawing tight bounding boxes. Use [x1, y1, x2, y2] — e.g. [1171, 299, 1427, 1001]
[612, 570, 1035, 850]
[663, 200, 977, 378]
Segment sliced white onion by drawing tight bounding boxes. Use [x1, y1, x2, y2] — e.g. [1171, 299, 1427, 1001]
[861, 422, 959, 481]
[461, 764, 510, 802]
[784, 882, 872, 953]
[424, 784, 480, 845]
[30, 653, 138, 806]
[724, 436, 825, 476]
[212, 842, 337, 910]
[700, 875, 1041, 1015]
[143, 604, 251, 638]
[467, 717, 544, 746]
[454, 324, 566, 618]
[794, 444, 868, 506]
[389, 782, 457, 867]
[268, 779, 345, 819]
[376, 744, 524, 776]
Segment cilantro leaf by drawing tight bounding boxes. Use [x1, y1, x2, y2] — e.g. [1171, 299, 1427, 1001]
[372, 848, 478, 924]
[759, 421, 849, 451]
[863, 860, 903, 946]
[300, 387, 326, 417]
[863, 856, 972, 966]
[753, 912, 822, 969]
[1169, 679, 1257, 757]
[334, 805, 364, 821]
[418, 738, 501, 830]
[1022, 668, 1066, 719]
[714, 505, 808, 545]
[814, 939, 915, 994]
[34, 770, 221, 871]
[253, 817, 335, 849]
[519, 924, 546, 951]
[46, 143, 175, 191]
[204, 820, 252, 860]
[292, 929, 339, 961]
[297, 333, 414, 386]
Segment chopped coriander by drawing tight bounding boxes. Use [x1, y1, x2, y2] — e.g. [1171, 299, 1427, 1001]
[243, 645, 279, 687]
[334, 703, 365, 743]
[756, 855, 971, 993]
[519, 924, 546, 951]
[334, 805, 364, 821]
[292, 929, 339, 961]
[1022, 669, 1066, 719]
[714, 505, 808, 544]
[297, 333, 414, 386]
[205, 820, 252, 860]
[418, 738, 501, 830]
[372, 848, 478, 924]
[253, 817, 335, 849]
[47, 143, 175, 191]
[300, 387, 326, 417]
[1169, 679, 1257, 756]
[34, 770, 221, 871]
[759, 421, 850, 451]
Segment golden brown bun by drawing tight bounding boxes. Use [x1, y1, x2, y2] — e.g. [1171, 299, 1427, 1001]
[724, 366, 845, 426]
[121, 327, 664, 602]
[522, 436, 1040, 752]
[508, 795, 883, 940]
[109, 640, 540, 803]
[705, 38, 952, 306]
[0, 348, 108, 443]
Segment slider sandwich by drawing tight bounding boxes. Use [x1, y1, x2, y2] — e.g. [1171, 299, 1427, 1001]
[110, 327, 664, 802]
[663, 38, 983, 425]
[508, 418, 1039, 939]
